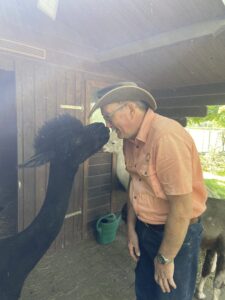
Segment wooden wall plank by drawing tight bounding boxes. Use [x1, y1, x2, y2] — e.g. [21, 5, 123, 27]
[56, 68, 66, 116]
[43, 65, 57, 250]
[88, 184, 112, 199]
[46, 65, 57, 119]
[64, 69, 76, 246]
[0, 69, 17, 237]
[54, 68, 68, 249]
[15, 59, 24, 232]
[88, 174, 111, 186]
[89, 152, 112, 165]
[88, 164, 112, 176]
[22, 61, 36, 229]
[87, 204, 110, 223]
[34, 63, 47, 215]
[73, 72, 85, 240]
[110, 153, 117, 212]
[88, 194, 112, 209]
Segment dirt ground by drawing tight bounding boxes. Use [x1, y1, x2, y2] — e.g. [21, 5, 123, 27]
[19, 192, 225, 300]
[20, 224, 136, 300]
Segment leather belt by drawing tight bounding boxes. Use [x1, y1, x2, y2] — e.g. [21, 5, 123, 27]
[189, 216, 201, 225]
[139, 221, 164, 231]
[139, 216, 201, 230]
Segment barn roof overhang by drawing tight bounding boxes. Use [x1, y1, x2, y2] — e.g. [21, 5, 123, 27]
[1, 0, 225, 119]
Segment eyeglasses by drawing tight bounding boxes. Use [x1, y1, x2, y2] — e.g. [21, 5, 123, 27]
[103, 103, 127, 124]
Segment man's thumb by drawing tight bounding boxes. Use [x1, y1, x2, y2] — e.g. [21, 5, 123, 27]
[135, 246, 140, 257]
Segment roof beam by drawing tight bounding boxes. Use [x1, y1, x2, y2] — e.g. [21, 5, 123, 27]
[97, 19, 225, 62]
[156, 94, 225, 107]
[172, 118, 187, 127]
[156, 106, 207, 117]
[152, 82, 225, 98]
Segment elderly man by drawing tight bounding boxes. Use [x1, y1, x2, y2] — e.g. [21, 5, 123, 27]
[89, 82, 207, 300]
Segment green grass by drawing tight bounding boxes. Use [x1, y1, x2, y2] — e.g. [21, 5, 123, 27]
[204, 179, 225, 199]
[215, 170, 225, 176]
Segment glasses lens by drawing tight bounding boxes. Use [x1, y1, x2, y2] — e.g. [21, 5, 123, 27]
[103, 103, 126, 124]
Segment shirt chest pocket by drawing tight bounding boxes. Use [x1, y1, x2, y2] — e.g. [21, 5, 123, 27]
[138, 162, 155, 178]
[139, 164, 166, 200]
[125, 159, 137, 173]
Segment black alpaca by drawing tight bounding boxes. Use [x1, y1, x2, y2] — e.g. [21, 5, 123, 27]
[0, 114, 109, 300]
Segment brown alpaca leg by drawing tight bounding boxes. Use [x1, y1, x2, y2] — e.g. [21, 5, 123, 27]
[195, 249, 217, 299]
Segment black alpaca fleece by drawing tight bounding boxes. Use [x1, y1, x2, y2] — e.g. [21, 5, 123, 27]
[0, 115, 109, 300]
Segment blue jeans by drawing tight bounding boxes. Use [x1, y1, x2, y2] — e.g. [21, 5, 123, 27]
[135, 219, 203, 300]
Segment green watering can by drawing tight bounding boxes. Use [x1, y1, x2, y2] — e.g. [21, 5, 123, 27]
[96, 213, 121, 245]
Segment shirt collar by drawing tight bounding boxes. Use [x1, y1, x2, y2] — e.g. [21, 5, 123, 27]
[135, 109, 155, 144]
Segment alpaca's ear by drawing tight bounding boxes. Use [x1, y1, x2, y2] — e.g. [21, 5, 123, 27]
[19, 151, 54, 168]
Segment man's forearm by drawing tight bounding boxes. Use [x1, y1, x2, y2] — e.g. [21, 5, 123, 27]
[159, 215, 190, 260]
[158, 193, 193, 260]
[127, 178, 137, 232]
[127, 198, 137, 232]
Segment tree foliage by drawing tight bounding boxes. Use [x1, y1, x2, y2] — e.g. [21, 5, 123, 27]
[188, 105, 225, 127]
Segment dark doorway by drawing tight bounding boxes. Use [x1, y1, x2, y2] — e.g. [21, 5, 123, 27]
[0, 69, 17, 237]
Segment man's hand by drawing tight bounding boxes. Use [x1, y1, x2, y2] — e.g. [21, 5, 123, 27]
[154, 258, 177, 293]
[154, 193, 192, 293]
[128, 229, 140, 262]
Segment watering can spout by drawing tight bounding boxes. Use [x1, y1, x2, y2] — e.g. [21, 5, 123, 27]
[116, 214, 121, 227]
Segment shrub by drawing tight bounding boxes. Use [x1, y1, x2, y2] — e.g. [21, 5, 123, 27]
[200, 150, 225, 176]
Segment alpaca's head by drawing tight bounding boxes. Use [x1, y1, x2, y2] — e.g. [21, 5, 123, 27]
[21, 114, 109, 167]
[72, 122, 110, 165]
[103, 130, 123, 154]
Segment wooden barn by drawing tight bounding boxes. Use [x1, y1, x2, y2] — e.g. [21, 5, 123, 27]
[0, 0, 225, 252]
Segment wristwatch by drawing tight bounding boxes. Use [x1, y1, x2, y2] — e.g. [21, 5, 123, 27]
[156, 253, 174, 265]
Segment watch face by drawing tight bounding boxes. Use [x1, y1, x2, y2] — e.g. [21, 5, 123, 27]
[156, 253, 174, 264]
[157, 253, 166, 264]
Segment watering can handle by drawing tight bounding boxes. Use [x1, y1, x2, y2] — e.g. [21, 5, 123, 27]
[115, 214, 122, 228]
[96, 213, 116, 232]
[117, 214, 122, 224]
[96, 218, 103, 233]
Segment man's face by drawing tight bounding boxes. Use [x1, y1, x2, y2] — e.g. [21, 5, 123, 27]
[101, 102, 134, 139]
